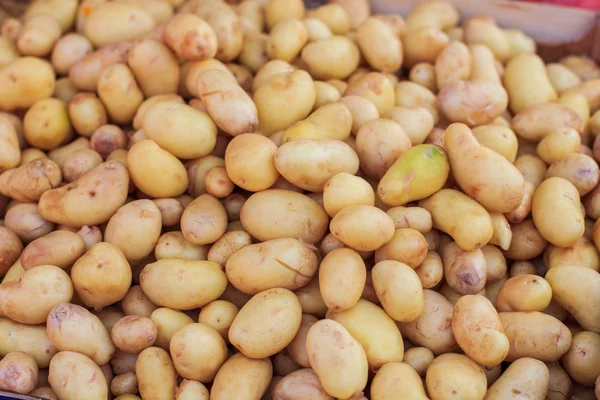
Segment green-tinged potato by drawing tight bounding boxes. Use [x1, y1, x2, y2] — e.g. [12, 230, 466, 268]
[484, 357, 549, 400]
[372, 260, 423, 322]
[98, 63, 144, 125]
[499, 311, 572, 361]
[496, 275, 552, 312]
[504, 53, 558, 114]
[532, 177, 584, 247]
[437, 80, 508, 126]
[511, 102, 582, 142]
[163, 13, 217, 62]
[330, 205, 395, 251]
[472, 124, 519, 163]
[23, 98, 72, 150]
[0, 158, 61, 202]
[170, 323, 227, 382]
[301, 36, 360, 80]
[545, 265, 600, 333]
[225, 133, 279, 192]
[229, 288, 302, 358]
[357, 17, 402, 73]
[46, 303, 115, 365]
[442, 241, 487, 295]
[562, 331, 600, 386]
[272, 368, 333, 400]
[426, 353, 487, 400]
[71, 242, 131, 309]
[211, 353, 272, 400]
[452, 295, 509, 367]
[105, 200, 162, 262]
[420, 189, 493, 251]
[282, 102, 352, 143]
[345, 72, 395, 115]
[128, 140, 188, 198]
[0, 351, 37, 394]
[374, 229, 428, 268]
[84, 2, 155, 47]
[0, 265, 72, 324]
[371, 362, 428, 400]
[398, 290, 458, 355]
[155, 231, 209, 261]
[226, 238, 318, 294]
[49, 351, 108, 400]
[0, 57, 55, 111]
[140, 258, 226, 310]
[0, 318, 57, 368]
[445, 123, 525, 213]
[150, 308, 193, 350]
[275, 139, 359, 192]
[254, 70, 315, 135]
[136, 347, 177, 400]
[435, 41, 471, 89]
[378, 144, 449, 206]
[240, 189, 329, 244]
[306, 319, 368, 398]
[180, 194, 227, 245]
[0, 117, 20, 172]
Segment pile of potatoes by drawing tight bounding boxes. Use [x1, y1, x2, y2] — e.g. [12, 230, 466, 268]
[3, 0, 600, 399]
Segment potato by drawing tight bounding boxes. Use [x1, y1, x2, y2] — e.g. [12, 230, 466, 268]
[104, 200, 161, 262]
[503, 218, 548, 260]
[128, 140, 187, 198]
[385, 106, 435, 146]
[0, 57, 55, 111]
[426, 353, 488, 399]
[110, 372, 138, 397]
[563, 331, 600, 385]
[558, 91, 590, 144]
[240, 189, 329, 244]
[403, 347, 434, 377]
[339, 96, 379, 135]
[190, 0, 243, 62]
[414, 251, 443, 289]
[84, 2, 154, 47]
[463, 16, 510, 62]
[445, 123, 524, 212]
[504, 54, 557, 114]
[176, 380, 208, 400]
[545, 265, 600, 333]
[497, 273, 552, 313]
[438, 81, 508, 126]
[403, 27, 449, 67]
[110, 316, 157, 354]
[0, 117, 20, 172]
[282, 101, 352, 143]
[163, 13, 217, 62]
[197, 300, 238, 343]
[0, 351, 37, 394]
[127, 39, 179, 97]
[253, 60, 294, 91]
[266, 19, 307, 62]
[322, 173, 375, 217]
[385, 207, 432, 234]
[197, 69, 259, 136]
[306, 319, 368, 398]
[546, 153, 599, 196]
[471, 124, 519, 163]
[312, 81, 341, 109]
[441, 241, 487, 295]
[371, 361, 428, 400]
[46, 303, 115, 365]
[211, 353, 272, 400]
[482, 245, 507, 283]
[19, 230, 83, 271]
[24, 0, 77, 32]
[536, 127, 581, 164]
[179, 194, 227, 246]
[371, 260, 423, 322]
[499, 311, 572, 361]
[546, 237, 600, 271]
[17, 14, 61, 57]
[330, 205, 395, 251]
[136, 347, 177, 400]
[398, 290, 457, 355]
[301, 36, 359, 81]
[150, 308, 193, 351]
[547, 63, 582, 94]
[275, 139, 359, 192]
[283, 314, 316, 368]
[378, 144, 449, 206]
[238, 32, 269, 73]
[169, 323, 227, 382]
[69, 40, 132, 91]
[122, 285, 157, 318]
[49, 351, 108, 400]
[0, 227, 21, 276]
[0, 158, 61, 203]
[484, 357, 549, 400]
[452, 295, 509, 367]
[272, 368, 332, 400]
[532, 177, 584, 247]
[61, 149, 103, 182]
[154, 232, 209, 261]
[561, 55, 600, 80]
[406, 0, 458, 30]
[254, 70, 315, 135]
[23, 98, 72, 151]
[4, 203, 55, 243]
[345, 72, 395, 115]
[0, 37, 18, 68]
[355, 119, 412, 180]
[224, 133, 279, 192]
[98, 63, 144, 125]
[420, 189, 493, 251]
[409, 62, 437, 91]
[140, 258, 226, 310]
[67, 94, 107, 137]
[546, 361, 571, 400]
[0, 318, 57, 368]
[356, 17, 402, 73]
[152, 198, 184, 228]
[434, 41, 471, 89]
[375, 229, 428, 269]
[53, 77, 78, 103]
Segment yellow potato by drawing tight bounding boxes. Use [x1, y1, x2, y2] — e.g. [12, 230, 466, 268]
[472, 124, 518, 163]
[179, 194, 227, 245]
[127, 39, 179, 98]
[198, 300, 239, 342]
[357, 17, 402, 73]
[438, 80, 508, 126]
[272, 368, 332, 400]
[223, 134, 278, 192]
[84, 2, 155, 47]
[403, 347, 434, 377]
[49, 351, 108, 400]
[545, 361, 571, 400]
[442, 241, 487, 295]
[558, 91, 590, 144]
[154, 231, 209, 261]
[121, 285, 157, 318]
[110, 372, 138, 397]
[344, 72, 395, 115]
[0, 57, 55, 111]
[546, 153, 599, 196]
[150, 308, 194, 350]
[229, 288, 302, 358]
[372, 260, 423, 322]
[406, 1, 459, 31]
[489, 212, 512, 250]
[17, 14, 61, 57]
[69, 41, 132, 91]
[0, 228, 22, 277]
[23, 98, 72, 151]
[435, 41, 471, 89]
[25, 0, 77, 32]
[322, 173, 375, 217]
[0, 318, 57, 368]
[496, 275, 552, 312]
[253, 60, 294, 90]
[371, 362, 428, 400]
[545, 237, 600, 271]
[0, 351, 38, 394]
[306, 319, 368, 399]
[397, 290, 457, 355]
[300, 35, 360, 81]
[563, 331, 600, 386]
[240, 189, 329, 244]
[499, 311, 572, 361]
[515, 154, 547, 188]
[111, 315, 157, 354]
[504, 218, 548, 260]
[282, 102, 353, 143]
[463, 16, 510, 62]
[267, 19, 307, 62]
[504, 54, 558, 114]
[163, 13, 217, 62]
[175, 380, 208, 400]
[303, 18, 332, 43]
[482, 245, 507, 283]
[226, 238, 318, 294]
[67, 93, 107, 137]
[192, 0, 243, 62]
[0, 117, 20, 172]
[0, 37, 18, 68]
[547, 63, 582, 94]
[4, 203, 55, 243]
[286, 314, 317, 367]
[394, 81, 439, 123]
[211, 353, 272, 400]
[452, 295, 509, 366]
[402, 27, 449, 67]
[207, 230, 251, 267]
[375, 228, 428, 268]
[420, 189, 493, 251]
[426, 353, 487, 400]
[445, 123, 524, 212]
[136, 347, 177, 400]
[312, 81, 341, 109]
[532, 177, 584, 247]
[409, 62, 437, 92]
[468, 44, 501, 83]
[330, 205, 395, 251]
[337, 96, 378, 136]
[0, 158, 62, 202]
[98, 63, 144, 125]
[414, 251, 443, 289]
[484, 357, 549, 400]
[46, 303, 115, 365]
[537, 127, 581, 164]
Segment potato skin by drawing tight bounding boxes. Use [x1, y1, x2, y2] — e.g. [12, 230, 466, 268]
[484, 357, 550, 399]
[0, 158, 62, 202]
[111, 316, 157, 354]
[0, 57, 55, 111]
[330, 205, 395, 252]
[211, 353, 272, 400]
[0, 318, 57, 368]
[0, 226, 22, 276]
[136, 347, 177, 400]
[0, 351, 38, 394]
[49, 351, 109, 400]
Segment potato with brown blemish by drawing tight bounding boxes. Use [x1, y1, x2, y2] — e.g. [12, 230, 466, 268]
[0, 158, 61, 202]
[111, 316, 157, 354]
[0, 351, 38, 394]
[442, 241, 487, 295]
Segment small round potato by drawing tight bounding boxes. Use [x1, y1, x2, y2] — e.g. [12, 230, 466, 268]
[0, 351, 38, 394]
[180, 194, 227, 246]
[68, 93, 107, 137]
[0, 57, 55, 111]
[371, 362, 428, 400]
[403, 347, 435, 377]
[111, 316, 157, 354]
[198, 300, 239, 342]
[425, 353, 487, 400]
[345, 72, 395, 115]
[23, 98, 72, 151]
[414, 251, 444, 289]
[121, 285, 157, 318]
[4, 203, 55, 243]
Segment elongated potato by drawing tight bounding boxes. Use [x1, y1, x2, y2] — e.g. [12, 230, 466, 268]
[484, 357, 549, 400]
[499, 311, 572, 361]
[282, 101, 352, 143]
[504, 53, 558, 114]
[0, 57, 55, 111]
[0, 318, 57, 368]
[496, 275, 552, 312]
[426, 353, 487, 400]
[0, 117, 20, 172]
[546, 153, 599, 196]
[445, 123, 524, 213]
[23, 98, 72, 151]
[211, 353, 272, 400]
[372, 260, 423, 322]
[163, 13, 217, 62]
[330, 205, 395, 252]
[69, 41, 132, 92]
[0, 265, 72, 324]
[98, 63, 144, 125]
[398, 290, 457, 355]
[357, 17, 402, 73]
[84, 2, 155, 47]
[46, 303, 115, 365]
[371, 361, 428, 400]
[420, 189, 493, 251]
[140, 258, 226, 310]
[136, 347, 177, 400]
[402, 27, 449, 68]
[438, 81, 508, 126]
[49, 351, 108, 400]
[306, 319, 368, 398]
[452, 295, 509, 367]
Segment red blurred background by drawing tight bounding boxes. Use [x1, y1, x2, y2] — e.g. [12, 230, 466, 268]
[523, 0, 600, 9]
